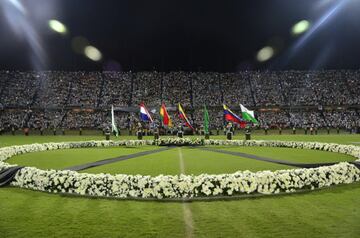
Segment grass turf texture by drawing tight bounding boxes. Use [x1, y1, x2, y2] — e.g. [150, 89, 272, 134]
[1, 134, 360, 237]
[82, 147, 292, 175]
[7, 146, 159, 170]
[212, 146, 356, 164]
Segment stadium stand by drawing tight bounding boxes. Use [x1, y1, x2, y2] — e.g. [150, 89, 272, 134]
[0, 70, 359, 132]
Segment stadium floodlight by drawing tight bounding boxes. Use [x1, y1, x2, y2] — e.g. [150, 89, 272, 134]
[291, 20, 310, 36]
[256, 46, 274, 62]
[2, 0, 47, 69]
[84, 45, 102, 61]
[48, 19, 67, 34]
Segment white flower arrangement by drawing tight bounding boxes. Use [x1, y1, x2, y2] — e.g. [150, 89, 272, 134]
[155, 137, 204, 146]
[0, 139, 359, 200]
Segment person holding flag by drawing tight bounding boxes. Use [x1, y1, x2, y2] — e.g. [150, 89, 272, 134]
[178, 103, 194, 131]
[111, 105, 119, 137]
[240, 104, 258, 124]
[223, 104, 246, 128]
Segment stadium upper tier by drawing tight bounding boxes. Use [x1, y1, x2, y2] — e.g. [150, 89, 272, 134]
[0, 70, 359, 108]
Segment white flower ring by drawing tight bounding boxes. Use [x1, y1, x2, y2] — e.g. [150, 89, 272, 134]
[0, 139, 359, 200]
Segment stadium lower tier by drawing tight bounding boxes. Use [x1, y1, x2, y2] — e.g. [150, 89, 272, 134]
[1, 128, 359, 137]
[0, 108, 359, 132]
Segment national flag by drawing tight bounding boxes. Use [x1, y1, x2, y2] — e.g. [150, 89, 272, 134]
[111, 105, 119, 137]
[203, 105, 209, 134]
[240, 104, 258, 124]
[160, 103, 172, 127]
[178, 103, 194, 130]
[139, 103, 153, 122]
[223, 104, 246, 128]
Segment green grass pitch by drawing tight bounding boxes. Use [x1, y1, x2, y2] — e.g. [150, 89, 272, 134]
[1, 133, 360, 237]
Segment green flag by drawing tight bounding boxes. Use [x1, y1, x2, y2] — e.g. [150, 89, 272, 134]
[203, 105, 209, 134]
[111, 105, 119, 137]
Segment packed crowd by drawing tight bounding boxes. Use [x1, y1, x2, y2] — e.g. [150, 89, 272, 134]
[0, 70, 359, 131]
[1, 108, 358, 132]
[1, 70, 359, 108]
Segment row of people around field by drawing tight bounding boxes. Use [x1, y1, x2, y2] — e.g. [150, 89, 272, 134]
[1, 108, 359, 132]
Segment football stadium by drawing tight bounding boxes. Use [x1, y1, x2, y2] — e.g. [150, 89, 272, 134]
[0, 0, 360, 237]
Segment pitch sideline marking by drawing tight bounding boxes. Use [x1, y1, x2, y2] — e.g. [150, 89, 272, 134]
[178, 148, 194, 238]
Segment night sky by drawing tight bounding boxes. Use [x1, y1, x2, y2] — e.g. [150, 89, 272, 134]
[0, 0, 360, 72]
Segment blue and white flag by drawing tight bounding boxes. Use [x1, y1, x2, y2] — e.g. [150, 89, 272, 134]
[140, 103, 153, 122]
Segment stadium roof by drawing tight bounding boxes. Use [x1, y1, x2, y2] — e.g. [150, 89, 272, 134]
[0, 0, 359, 72]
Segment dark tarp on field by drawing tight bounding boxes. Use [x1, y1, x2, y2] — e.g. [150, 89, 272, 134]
[0, 166, 23, 187]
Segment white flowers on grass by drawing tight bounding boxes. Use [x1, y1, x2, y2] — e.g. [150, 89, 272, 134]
[0, 139, 360, 200]
[10, 162, 359, 199]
